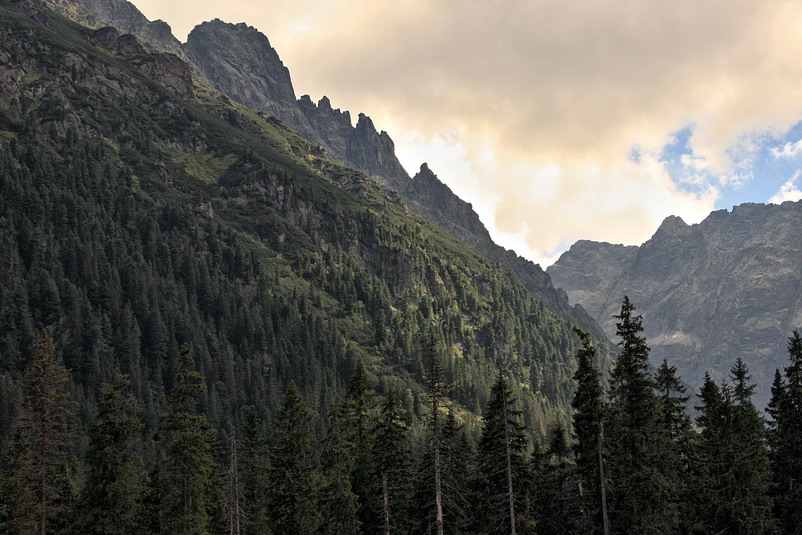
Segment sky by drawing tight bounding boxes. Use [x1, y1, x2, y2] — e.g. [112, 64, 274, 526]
[135, 0, 802, 267]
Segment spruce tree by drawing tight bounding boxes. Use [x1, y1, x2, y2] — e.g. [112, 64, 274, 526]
[422, 334, 447, 535]
[239, 407, 270, 535]
[267, 381, 320, 534]
[695, 363, 775, 535]
[318, 409, 361, 535]
[570, 328, 608, 535]
[654, 359, 694, 531]
[371, 390, 413, 535]
[767, 330, 802, 534]
[729, 358, 775, 534]
[154, 344, 218, 535]
[606, 297, 675, 534]
[74, 374, 144, 534]
[531, 425, 583, 535]
[476, 372, 529, 535]
[439, 410, 475, 533]
[340, 359, 377, 531]
[11, 331, 76, 535]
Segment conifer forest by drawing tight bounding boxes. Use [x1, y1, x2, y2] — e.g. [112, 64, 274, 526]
[0, 1, 800, 534]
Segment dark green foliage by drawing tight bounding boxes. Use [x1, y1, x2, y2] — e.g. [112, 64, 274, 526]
[74, 374, 144, 534]
[154, 345, 219, 534]
[694, 362, 775, 535]
[413, 409, 475, 535]
[530, 425, 583, 535]
[476, 373, 530, 534]
[8, 331, 76, 535]
[239, 407, 271, 535]
[767, 331, 802, 535]
[570, 328, 606, 534]
[340, 360, 377, 530]
[267, 382, 320, 534]
[654, 359, 694, 532]
[318, 409, 361, 535]
[606, 297, 676, 534]
[371, 390, 414, 535]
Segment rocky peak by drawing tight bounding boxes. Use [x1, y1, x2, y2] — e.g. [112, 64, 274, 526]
[185, 19, 298, 118]
[548, 200, 802, 407]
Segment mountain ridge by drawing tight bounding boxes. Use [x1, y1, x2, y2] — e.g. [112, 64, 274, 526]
[35, 0, 606, 338]
[548, 200, 802, 406]
[0, 0, 616, 446]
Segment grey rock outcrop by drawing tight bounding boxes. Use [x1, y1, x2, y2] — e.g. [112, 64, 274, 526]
[90, 27, 193, 98]
[39, 0, 187, 60]
[185, 20, 300, 122]
[548, 201, 802, 406]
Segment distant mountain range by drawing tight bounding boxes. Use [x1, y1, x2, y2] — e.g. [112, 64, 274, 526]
[548, 201, 802, 406]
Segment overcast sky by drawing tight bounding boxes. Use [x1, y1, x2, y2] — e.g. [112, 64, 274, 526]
[136, 0, 802, 266]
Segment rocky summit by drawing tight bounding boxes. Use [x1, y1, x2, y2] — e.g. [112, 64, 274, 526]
[548, 201, 802, 406]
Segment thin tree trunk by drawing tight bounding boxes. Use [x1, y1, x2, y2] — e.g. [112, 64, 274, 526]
[382, 475, 391, 535]
[433, 408, 444, 535]
[598, 422, 610, 535]
[502, 399, 517, 535]
[229, 435, 242, 535]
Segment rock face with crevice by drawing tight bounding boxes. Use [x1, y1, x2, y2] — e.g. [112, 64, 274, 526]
[548, 201, 802, 406]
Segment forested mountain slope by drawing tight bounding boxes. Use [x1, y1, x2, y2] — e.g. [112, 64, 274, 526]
[37, 0, 606, 339]
[0, 0, 611, 448]
[548, 202, 802, 406]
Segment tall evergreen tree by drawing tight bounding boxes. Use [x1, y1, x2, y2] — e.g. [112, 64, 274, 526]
[695, 363, 775, 535]
[371, 390, 413, 535]
[318, 409, 361, 535]
[439, 410, 475, 534]
[154, 344, 218, 535]
[422, 334, 447, 535]
[531, 425, 583, 535]
[767, 330, 802, 535]
[340, 359, 377, 531]
[570, 328, 608, 535]
[239, 407, 270, 535]
[267, 382, 320, 534]
[10, 331, 75, 535]
[74, 374, 144, 534]
[729, 358, 775, 534]
[606, 297, 676, 534]
[476, 372, 530, 535]
[654, 359, 694, 531]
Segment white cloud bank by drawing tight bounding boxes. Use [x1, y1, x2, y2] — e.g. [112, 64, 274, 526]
[136, 0, 802, 265]
[769, 172, 802, 204]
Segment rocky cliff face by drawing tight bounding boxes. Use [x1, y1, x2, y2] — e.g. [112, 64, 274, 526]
[39, 0, 187, 59]
[185, 20, 411, 192]
[184, 20, 301, 124]
[90, 26, 193, 98]
[548, 201, 802, 405]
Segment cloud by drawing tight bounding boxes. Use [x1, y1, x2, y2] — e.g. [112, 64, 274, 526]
[134, 0, 802, 263]
[769, 172, 802, 204]
[771, 139, 802, 159]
